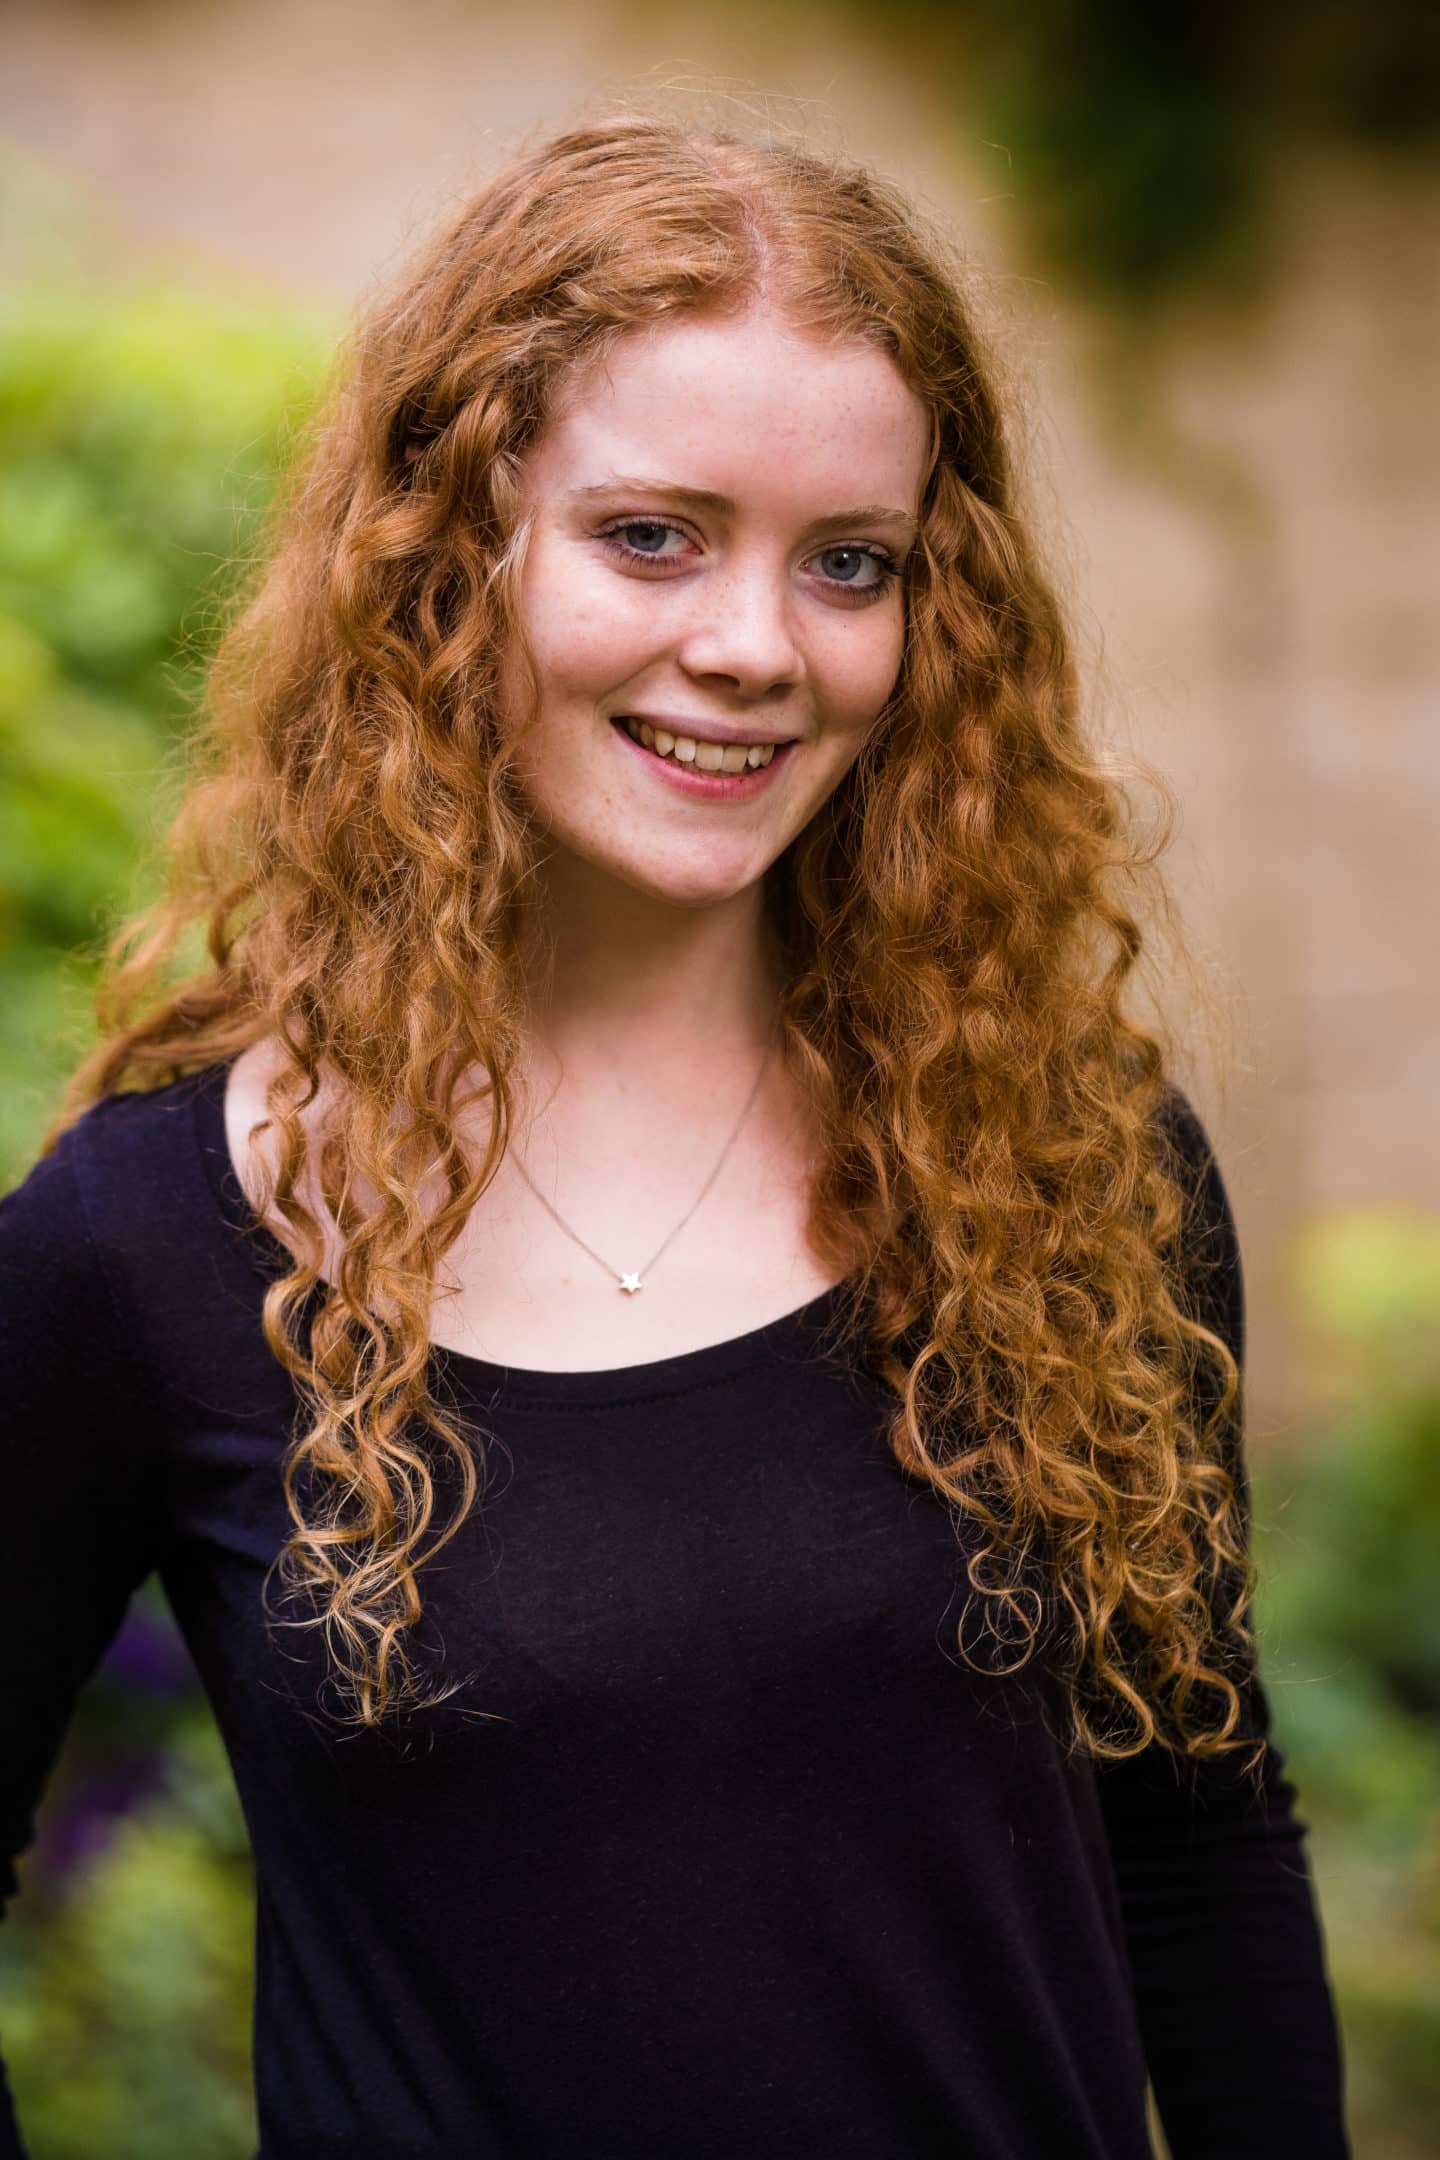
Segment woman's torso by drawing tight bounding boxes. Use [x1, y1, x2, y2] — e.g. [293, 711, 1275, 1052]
[5, 1054, 1338, 2157]
[164, 1059, 1154, 2154]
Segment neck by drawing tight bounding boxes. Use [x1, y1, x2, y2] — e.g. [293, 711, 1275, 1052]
[513, 855, 786, 1114]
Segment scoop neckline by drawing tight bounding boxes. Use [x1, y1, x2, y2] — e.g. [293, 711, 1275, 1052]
[188, 1055, 858, 1407]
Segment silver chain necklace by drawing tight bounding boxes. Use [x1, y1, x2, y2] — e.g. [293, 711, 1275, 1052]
[507, 1014, 780, 1294]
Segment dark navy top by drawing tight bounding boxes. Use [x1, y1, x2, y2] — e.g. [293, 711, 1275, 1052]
[0, 1061, 1349, 2156]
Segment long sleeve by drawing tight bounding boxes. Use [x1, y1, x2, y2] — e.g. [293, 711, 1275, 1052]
[1094, 1090, 1350, 2157]
[0, 1121, 169, 2159]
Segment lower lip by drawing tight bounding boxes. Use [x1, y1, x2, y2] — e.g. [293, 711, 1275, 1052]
[610, 718, 796, 801]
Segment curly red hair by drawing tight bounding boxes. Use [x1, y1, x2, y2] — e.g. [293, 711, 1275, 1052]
[49, 112, 1258, 1774]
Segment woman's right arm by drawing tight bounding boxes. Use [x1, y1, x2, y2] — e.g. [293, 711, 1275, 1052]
[0, 1120, 169, 2159]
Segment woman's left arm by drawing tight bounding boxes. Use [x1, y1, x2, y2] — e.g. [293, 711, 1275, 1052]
[1094, 1089, 1351, 2159]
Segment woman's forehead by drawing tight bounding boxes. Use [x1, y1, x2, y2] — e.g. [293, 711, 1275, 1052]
[531, 306, 931, 516]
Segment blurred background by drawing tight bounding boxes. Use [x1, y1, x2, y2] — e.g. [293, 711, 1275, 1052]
[0, 1, 1437, 2153]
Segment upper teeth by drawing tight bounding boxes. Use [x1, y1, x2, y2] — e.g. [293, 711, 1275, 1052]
[623, 717, 778, 772]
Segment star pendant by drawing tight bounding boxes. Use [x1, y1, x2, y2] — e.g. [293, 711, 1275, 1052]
[618, 1271, 644, 1295]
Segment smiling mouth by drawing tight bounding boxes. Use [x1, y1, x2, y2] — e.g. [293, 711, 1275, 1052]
[609, 714, 797, 797]
[612, 715, 792, 771]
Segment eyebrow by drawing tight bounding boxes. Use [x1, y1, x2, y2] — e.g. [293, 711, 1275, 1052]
[567, 474, 919, 541]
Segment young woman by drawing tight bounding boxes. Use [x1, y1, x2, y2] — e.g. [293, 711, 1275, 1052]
[1, 115, 1348, 2157]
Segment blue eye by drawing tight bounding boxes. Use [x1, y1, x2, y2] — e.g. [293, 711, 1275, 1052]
[815, 545, 894, 589]
[599, 518, 692, 565]
[616, 521, 673, 554]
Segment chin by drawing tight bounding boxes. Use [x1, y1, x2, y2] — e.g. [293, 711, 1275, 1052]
[635, 871, 762, 911]
[610, 851, 771, 910]
[535, 812, 779, 909]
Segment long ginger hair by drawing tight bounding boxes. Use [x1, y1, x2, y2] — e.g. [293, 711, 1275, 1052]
[48, 112, 1261, 1773]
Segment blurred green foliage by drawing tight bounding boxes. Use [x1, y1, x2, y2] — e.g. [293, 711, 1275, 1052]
[0, 270, 325, 2141]
[1253, 1207, 1440, 2149]
[0, 275, 330, 1179]
[0, 1713, 257, 2159]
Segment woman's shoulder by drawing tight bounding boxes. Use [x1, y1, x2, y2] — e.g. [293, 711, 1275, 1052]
[14, 1059, 224, 1184]
[0, 1058, 277, 1440]
[1, 1061, 233, 1309]
[1147, 1076, 1244, 1360]
[1150, 1079, 1237, 1238]
[1152, 1075, 1219, 1171]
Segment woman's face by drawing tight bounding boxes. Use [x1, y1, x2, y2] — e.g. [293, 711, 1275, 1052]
[503, 303, 931, 910]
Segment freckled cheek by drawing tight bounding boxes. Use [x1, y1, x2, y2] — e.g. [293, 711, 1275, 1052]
[522, 568, 664, 702]
[815, 616, 907, 738]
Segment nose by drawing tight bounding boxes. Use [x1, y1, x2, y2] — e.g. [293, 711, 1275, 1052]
[673, 554, 804, 700]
